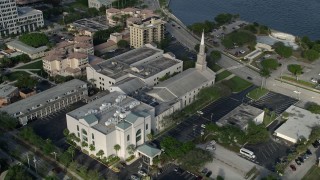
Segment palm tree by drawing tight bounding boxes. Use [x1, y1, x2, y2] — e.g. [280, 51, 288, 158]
[89, 144, 95, 152]
[126, 144, 135, 155]
[96, 150, 104, 159]
[114, 144, 121, 156]
[67, 146, 75, 161]
[147, 133, 154, 141]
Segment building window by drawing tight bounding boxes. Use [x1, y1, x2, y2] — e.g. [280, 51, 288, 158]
[146, 124, 148, 130]
[77, 125, 79, 131]
[127, 135, 130, 141]
[136, 129, 141, 143]
[92, 141, 95, 145]
[82, 129, 87, 135]
[77, 132, 80, 137]
[92, 133, 94, 139]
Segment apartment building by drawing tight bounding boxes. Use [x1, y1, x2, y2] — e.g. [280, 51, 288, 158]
[43, 36, 94, 77]
[86, 43, 183, 90]
[0, 79, 88, 125]
[129, 17, 165, 48]
[106, 7, 156, 27]
[0, 84, 19, 107]
[66, 91, 161, 164]
[0, 0, 44, 37]
[88, 0, 116, 9]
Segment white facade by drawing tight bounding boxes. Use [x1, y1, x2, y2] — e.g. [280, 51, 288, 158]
[88, 0, 116, 9]
[66, 92, 154, 160]
[0, 1, 44, 36]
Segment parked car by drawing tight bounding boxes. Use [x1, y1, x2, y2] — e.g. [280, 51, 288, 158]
[205, 145, 216, 151]
[201, 124, 206, 128]
[298, 156, 304, 163]
[138, 170, 147, 176]
[131, 174, 140, 180]
[306, 149, 312, 155]
[197, 110, 204, 115]
[210, 140, 216, 145]
[201, 168, 208, 174]
[239, 50, 246, 54]
[311, 78, 318, 83]
[290, 165, 296, 171]
[247, 76, 253, 80]
[295, 159, 301, 165]
[205, 171, 212, 177]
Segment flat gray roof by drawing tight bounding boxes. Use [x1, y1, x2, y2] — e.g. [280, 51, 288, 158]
[216, 104, 264, 130]
[0, 84, 18, 98]
[92, 44, 181, 79]
[7, 40, 47, 55]
[17, 7, 42, 16]
[72, 18, 109, 32]
[1, 79, 87, 115]
[68, 91, 154, 134]
[275, 105, 320, 142]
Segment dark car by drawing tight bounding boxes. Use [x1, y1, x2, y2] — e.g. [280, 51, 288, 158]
[298, 156, 304, 163]
[247, 76, 253, 80]
[201, 168, 208, 174]
[295, 159, 301, 165]
[312, 140, 320, 148]
[306, 149, 312, 155]
[290, 164, 296, 171]
[205, 171, 212, 177]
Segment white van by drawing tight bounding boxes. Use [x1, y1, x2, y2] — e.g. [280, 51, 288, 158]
[240, 148, 256, 159]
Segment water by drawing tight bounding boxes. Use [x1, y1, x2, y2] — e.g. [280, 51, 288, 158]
[169, 0, 320, 40]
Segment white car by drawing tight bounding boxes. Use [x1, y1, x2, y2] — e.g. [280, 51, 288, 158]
[205, 145, 216, 151]
[293, 90, 301, 94]
[210, 140, 216, 145]
[311, 78, 318, 83]
[239, 50, 246, 54]
[197, 111, 204, 115]
[201, 124, 206, 128]
[138, 170, 147, 176]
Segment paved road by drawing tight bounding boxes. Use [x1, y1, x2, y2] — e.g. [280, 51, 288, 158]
[165, 10, 320, 104]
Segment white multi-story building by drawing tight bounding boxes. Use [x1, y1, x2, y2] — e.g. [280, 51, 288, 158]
[86, 43, 183, 91]
[66, 91, 162, 164]
[0, 0, 44, 37]
[88, 0, 116, 9]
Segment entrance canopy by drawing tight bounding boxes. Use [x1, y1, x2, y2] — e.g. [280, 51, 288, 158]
[137, 144, 162, 159]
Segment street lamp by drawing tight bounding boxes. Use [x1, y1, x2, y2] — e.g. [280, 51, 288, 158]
[210, 113, 213, 121]
[33, 157, 37, 173]
[26, 153, 30, 168]
[51, 152, 57, 160]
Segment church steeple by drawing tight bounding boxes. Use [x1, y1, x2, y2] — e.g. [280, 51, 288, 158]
[196, 31, 207, 71]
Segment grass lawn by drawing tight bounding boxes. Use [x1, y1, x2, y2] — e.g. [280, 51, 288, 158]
[209, 63, 222, 72]
[263, 113, 277, 127]
[6, 71, 30, 81]
[281, 76, 316, 88]
[302, 166, 320, 180]
[16, 60, 43, 69]
[223, 76, 252, 92]
[215, 70, 232, 82]
[247, 87, 269, 100]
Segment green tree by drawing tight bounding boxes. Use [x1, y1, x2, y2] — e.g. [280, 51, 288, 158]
[126, 144, 135, 155]
[179, 148, 213, 170]
[287, 64, 303, 80]
[302, 49, 319, 61]
[43, 139, 55, 155]
[306, 102, 320, 114]
[96, 149, 104, 159]
[146, 133, 154, 141]
[210, 50, 222, 62]
[246, 121, 269, 144]
[261, 58, 279, 70]
[86, 169, 100, 180]
[312, 43, 320, 53]
[273, 42, 292, 58]
[81, 141, 88, 147]
[89, 144, 95, 151]
[214, 13, 233, 25]
[59, 151, 72, 166]
[78, 165, 88, 178]
[0, 111, 18, 130]
[67, 146, 76, 160]
[5, 165, 32, 180]
[217, 175, 224, 180]
[15, 75, 37, 89]
[117, 40, 129, 48]
[19, 33, 49, 48]
[114, 144, 121, 156]
[63, 129, 69, 137]
[222, 30, 256, 49]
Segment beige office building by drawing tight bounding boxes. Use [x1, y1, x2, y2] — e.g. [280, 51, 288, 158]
[129, 17, 165, 48]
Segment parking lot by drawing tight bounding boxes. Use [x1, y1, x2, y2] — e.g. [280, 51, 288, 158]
[157, 164, 199, 180]
[244, 139, 290, 171]
[249, 91, 298, 115]
[165, 39, 197, 61]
